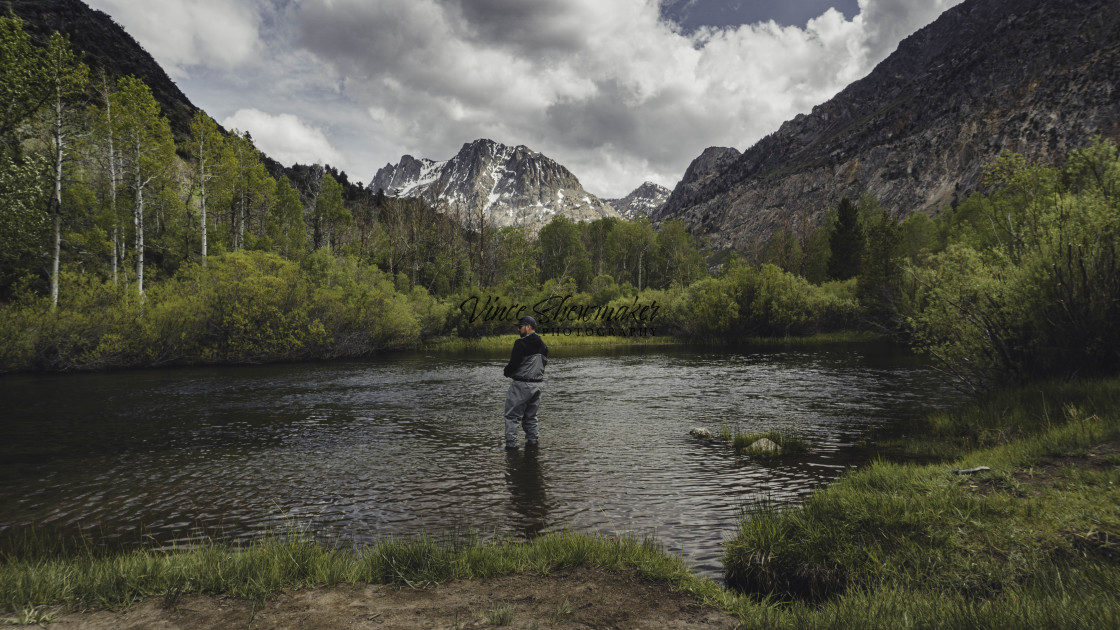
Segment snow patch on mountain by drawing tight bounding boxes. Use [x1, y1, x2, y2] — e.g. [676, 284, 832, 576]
[370, 139, 620, 229]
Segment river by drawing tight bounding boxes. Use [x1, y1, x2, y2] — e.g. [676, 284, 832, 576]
[0, 342, 961, 577]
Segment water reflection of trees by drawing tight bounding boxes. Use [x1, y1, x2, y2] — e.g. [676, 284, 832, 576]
[504, 447, 548, 537]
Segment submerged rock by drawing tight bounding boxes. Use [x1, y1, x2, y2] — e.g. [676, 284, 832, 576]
[689, 427, 713, 439]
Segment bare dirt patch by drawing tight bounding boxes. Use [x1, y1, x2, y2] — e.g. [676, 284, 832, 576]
[1013, 441, 1120, 487]
[50, 567, 740, 629]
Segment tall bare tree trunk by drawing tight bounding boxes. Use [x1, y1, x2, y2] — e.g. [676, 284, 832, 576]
[134, 144, 145, 296]
[99, 75, 121, 286]
[50, 93, 63, 307]
[200, 175, 208, 265]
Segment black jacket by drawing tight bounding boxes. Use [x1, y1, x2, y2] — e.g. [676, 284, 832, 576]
[503, 333, 548, 381]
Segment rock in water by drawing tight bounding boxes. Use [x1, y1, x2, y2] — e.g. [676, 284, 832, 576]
[689, 427, 712, 439]
[749, 438, 780, 453]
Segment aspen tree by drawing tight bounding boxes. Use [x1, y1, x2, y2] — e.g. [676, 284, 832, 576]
[112, 76, 174, 296]
[189, 111, 223, 265]
[43, 32, 88, 307]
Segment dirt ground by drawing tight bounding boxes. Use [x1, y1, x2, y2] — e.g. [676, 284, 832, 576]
[49, 567, 741, 629]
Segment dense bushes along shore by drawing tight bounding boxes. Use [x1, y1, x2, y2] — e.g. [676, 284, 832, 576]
[0, 248, 860, 372]
[3, 138, 1119, 382]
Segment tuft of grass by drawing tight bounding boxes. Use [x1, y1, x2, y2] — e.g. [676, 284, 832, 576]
[485, 602, 515, 626]
[1, 605, 58, 625]
[719, 421, 733, 443]
[550, 598, 574, 624]
[732, 429, 811, 457]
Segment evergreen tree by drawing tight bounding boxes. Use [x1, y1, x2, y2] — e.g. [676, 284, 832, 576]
[858, 203, 902, 326]
[828, 196, 863, 280]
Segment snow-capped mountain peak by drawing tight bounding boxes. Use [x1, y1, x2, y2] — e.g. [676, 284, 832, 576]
[370, 139, 620, 229]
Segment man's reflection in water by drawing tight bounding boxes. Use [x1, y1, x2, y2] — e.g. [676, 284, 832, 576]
[504, 445, 548, 536]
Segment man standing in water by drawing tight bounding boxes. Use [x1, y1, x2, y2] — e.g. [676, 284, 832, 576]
[503, 315, 548, 449]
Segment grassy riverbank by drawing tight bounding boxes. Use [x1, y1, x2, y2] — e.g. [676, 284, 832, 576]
[424, 330, 879, 353]
[0, 530, 742, 624]
[423, 333, 683, 353]
[724, 377, 1120, 628]
[3, 378, 1118, 627]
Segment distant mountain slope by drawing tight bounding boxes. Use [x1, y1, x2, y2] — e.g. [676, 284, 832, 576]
[656, 0, 1120, 251]
[371, 139, 620, 228]
[605, 182, 672, 219]
[662, 147, 740, 215]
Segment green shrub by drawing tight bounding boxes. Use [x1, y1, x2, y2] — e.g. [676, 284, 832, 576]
[908, 139, 1120, 388]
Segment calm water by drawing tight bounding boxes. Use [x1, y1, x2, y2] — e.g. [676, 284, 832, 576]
[0, 343, 961, 577]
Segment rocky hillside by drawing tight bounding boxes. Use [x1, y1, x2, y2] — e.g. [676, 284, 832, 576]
[371, 139, 620, 229]
[655, 0, 1120, 251]
[661, 147, 740, 216]
[605, 182, 672, 219]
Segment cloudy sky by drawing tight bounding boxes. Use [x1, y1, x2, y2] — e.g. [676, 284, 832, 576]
[85, 0, 962, 198]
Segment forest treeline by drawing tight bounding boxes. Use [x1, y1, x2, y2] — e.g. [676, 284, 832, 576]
[2, 16, 1118, 390]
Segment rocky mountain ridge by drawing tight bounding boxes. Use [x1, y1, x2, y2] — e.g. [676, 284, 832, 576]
[604, 182, 672, 219]
[371, 139, 621, 229]
[655, 0, 1120, 251]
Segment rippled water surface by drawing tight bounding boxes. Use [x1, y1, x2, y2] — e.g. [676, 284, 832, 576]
[0, 344, 961, 576]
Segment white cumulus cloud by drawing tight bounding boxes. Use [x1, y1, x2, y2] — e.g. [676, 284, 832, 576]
[222, 109, 346, 169]
[88, 0, 264, 79]
[87, 0, 965, 197]
[292, 0, 963, 196]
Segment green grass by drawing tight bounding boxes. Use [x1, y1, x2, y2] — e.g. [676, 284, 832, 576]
[424, 333, 682, 353]
[0, 604, 58, 625]
[0, 530, 709, 613]
[880, 377, 1120, 460]
[730, 331, 881, 347]
[423, 330, 879, 353]
[722, 376, 1120, 627]
[732, 429, 812, 457]
[719, 421, 733, 442]
[484, 602, 516, 626]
